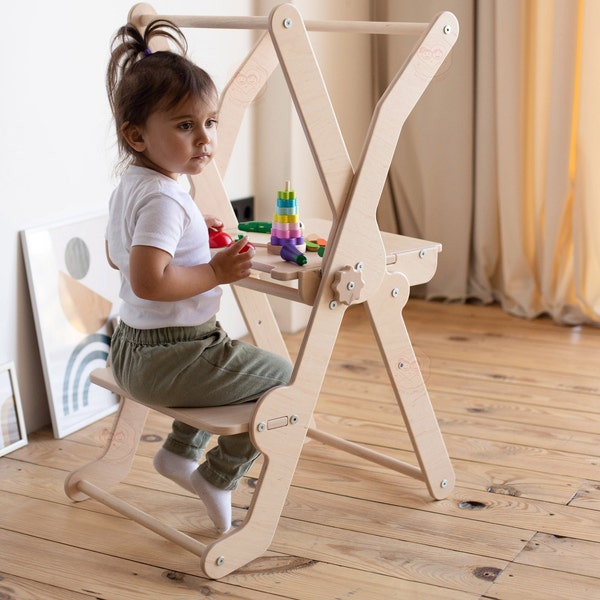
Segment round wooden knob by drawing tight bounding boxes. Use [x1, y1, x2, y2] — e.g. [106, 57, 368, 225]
[331, 265, 365, 305]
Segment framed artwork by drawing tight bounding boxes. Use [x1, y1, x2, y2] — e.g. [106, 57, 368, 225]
[21, 212, 121, 438]
[0, 362, 28, 456]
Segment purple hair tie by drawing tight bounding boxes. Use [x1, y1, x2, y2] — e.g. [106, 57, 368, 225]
[144, 48, 152, 56]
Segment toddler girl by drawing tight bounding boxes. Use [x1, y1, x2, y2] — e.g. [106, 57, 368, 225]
[104, 19, 292, 534]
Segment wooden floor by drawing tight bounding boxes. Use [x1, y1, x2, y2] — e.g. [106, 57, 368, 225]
[2, 299, 600, 599]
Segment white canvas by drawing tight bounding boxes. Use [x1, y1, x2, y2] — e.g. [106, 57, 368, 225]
[21, 213, 121, 438]
[0, 362, 28, 456]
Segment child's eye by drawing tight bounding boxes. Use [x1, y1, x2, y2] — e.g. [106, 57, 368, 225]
[206, 118, 218, 128]
[178, 122, 193, 131]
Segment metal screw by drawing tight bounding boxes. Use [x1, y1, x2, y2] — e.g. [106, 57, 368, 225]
[443, 25, 451, 34]
[347, 281, 355, 291]
[419, 249, 426, 258]
[440, 479, 448, 488]
[398, 362, 405, 369]
[290, 414, 299, 425]
[283, 18, 293, 28]
[257, 422, 266, 432]
[216, 556, 225, 566]
[356, 262, 364, 271]
[391, 288, 399, 298]
[329, 300, 338, 310]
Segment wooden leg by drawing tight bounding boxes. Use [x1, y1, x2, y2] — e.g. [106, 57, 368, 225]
[269, 3, 354, 220]
[232, 285, 290, 361]
[364, 272, 455, 499]
[65, 397, 149, 502]
[200, 293, 347, 577]
[201, 383, 308, 578]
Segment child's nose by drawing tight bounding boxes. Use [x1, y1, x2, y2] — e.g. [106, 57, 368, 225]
[196, 129, 209, 144]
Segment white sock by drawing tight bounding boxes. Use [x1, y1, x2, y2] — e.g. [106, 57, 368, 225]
[190, 469, 232, 534]
[153, 448, 197, 494]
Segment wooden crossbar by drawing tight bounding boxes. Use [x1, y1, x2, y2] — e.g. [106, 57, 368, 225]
[78, 480, 207, 556]
[306, 428, 425, 481]
[133, 13, 427, 35]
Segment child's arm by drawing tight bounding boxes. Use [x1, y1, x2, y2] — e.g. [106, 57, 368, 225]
[129, 236, 253, 302]
[105, 240, 119, 270]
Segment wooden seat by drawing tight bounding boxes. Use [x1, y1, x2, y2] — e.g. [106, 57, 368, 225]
[89, 367, 256, 435]
[65, 3, 459, 579]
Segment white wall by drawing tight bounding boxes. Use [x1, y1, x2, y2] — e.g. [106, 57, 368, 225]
[2, 0, 373, 434]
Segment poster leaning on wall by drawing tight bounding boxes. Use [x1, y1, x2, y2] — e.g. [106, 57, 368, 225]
[21, 212, 121, 438]
[0, 361, 28, 456]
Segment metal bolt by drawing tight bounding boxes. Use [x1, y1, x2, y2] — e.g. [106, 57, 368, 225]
[356, 262, 364, 271]
[419, 249, 426, 258]
[290, 414, 299, 425]
[257, 422, 266, 432]
[329, 300, 338, 310]
[398, 362, 405, 369]
[283, 18, 293, 28]
[216, 556, 225, 566]
[440, 479, 448, 488]
[347, 281, 355, 291]
[391, 288, 399, 298]
[443, 25, 451, 35]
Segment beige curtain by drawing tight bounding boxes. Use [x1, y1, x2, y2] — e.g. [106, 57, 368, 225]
[374, 0, 600, 325]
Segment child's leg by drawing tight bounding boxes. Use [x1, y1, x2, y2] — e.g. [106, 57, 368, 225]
[154, 420, 211, 493]
[185, 335, 292, 533]
[192, 432, 260, 533]
[110, 320, 293, 533]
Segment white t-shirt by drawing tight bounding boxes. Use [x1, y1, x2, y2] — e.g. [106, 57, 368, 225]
[106, 165, 221, 329]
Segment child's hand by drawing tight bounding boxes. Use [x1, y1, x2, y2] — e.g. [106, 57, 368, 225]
[209, 236, 255, 284]
[205, 215, 223, 230]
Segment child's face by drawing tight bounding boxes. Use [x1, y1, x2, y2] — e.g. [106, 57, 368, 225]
[127, 94, 219, 180]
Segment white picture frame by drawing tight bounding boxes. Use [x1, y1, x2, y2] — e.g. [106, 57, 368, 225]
[21, 212, 121, 438]
[0, 361, 28, 456]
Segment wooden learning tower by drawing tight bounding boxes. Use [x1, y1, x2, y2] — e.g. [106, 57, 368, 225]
[65, 3, 459, 579]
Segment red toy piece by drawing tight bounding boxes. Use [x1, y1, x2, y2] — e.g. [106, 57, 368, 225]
[209, 224, 234, 248]
[236, 235, 254, 253]
[209, 224, 254, 253]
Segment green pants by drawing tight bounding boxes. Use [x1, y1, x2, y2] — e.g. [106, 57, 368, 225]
[109, 318, 293, 490]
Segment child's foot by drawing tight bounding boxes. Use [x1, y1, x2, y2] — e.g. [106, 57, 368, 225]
[153, 448, 197, 494]
[190, 470, 232, 534]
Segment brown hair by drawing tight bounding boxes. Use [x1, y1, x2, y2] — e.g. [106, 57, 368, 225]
[106, 19, 218, 171]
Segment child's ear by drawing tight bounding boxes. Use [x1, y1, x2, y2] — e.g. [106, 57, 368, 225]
[121, 122, 146, 152]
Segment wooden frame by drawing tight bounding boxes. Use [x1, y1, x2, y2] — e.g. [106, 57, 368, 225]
[21, 213, 121, 438]
[66, 3, 459, 579]
[0, 362, 28, 457]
